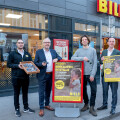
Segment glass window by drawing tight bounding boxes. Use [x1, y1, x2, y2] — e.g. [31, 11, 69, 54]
[75, 23, 86, 31]
[102, 25, 108, 36]
[49, 32, 72, 57]
[96, 26, 98, 33]
[87, 25, 96, 32]
[0, 27, 48, 90]
[115, 28, 118, 37]
[50, 16, 72, 32]
[73, 34, 97, 54]
[117, 28, 120, 37]
[0, 8, 48, 29]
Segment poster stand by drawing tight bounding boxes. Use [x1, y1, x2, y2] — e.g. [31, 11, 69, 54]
[55, 103, 80, 117]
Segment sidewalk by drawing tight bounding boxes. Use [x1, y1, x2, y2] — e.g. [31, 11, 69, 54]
[0, 83, 120, 120]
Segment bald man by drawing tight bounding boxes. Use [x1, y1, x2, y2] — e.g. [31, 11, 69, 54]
[34, 37, 62, 116]
[97, 38, 120, 115]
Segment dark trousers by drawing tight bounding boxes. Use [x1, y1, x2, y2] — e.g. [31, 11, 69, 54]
[38, 73, 52, 109]
[102, 76, 118, 109]
[83, 75, 97, 106]
[12, 77, 29, 110]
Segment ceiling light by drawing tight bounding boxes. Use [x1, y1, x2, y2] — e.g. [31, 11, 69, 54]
[45, 20, 48, 23]
[0, 29, 3, 32]
[0, 23, 10, 26]
[73, 37, 79, 39]
[34, 34, 39, 36]
[6, 14, 23, 19]
[87, 29, 92, 31]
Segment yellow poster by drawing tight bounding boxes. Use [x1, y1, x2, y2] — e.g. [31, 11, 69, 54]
[52, 60, 84, 103]
[103, 55, 120, 82]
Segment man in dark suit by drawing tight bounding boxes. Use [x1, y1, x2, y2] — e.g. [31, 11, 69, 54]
[97, 38, 120, 115]
[34, 37, 62, 116]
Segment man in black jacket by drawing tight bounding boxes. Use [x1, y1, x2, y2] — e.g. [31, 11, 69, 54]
[7, 39, 35, 117]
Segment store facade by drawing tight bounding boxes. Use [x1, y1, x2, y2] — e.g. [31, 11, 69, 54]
[0, 0, 120, 95]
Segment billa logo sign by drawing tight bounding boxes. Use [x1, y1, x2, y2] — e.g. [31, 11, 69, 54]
[97, 0, 120, 17]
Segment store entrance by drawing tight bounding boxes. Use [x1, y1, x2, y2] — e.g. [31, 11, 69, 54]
[102, 37, 120, 50]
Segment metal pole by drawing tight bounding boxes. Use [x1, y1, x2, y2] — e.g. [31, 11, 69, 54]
[100, 19, 102, 82]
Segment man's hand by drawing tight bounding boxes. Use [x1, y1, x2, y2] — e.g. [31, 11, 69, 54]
[53, 58, 58, 63]
[18, 64, 23, 69]
[101, 56, 104, 61]
[90, 76, 94, 82]
[83, 57, 89, 62]
[42, 62, 47, 66]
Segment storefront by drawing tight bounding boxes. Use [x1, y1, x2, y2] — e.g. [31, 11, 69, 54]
[1, 0, 120, 95]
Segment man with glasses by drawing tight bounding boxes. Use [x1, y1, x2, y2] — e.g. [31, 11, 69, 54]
[7, 39, 35, 117]
[34, 37, 62, 117]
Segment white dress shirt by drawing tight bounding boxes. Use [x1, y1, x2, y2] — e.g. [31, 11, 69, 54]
[107, 48, 114, 56]
[17, 49, 24, 58]
[43, 49, 53, 72]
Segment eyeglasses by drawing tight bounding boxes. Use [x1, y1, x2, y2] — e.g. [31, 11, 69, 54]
[17, 42, 24, 44]
[43, 42, 51, 44]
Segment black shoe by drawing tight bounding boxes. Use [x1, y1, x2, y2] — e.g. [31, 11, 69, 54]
[23, 107, 35, 113]
[97, 105, 107, 110]
[15, 109, 21, 117]
[110, 109, 115, 115]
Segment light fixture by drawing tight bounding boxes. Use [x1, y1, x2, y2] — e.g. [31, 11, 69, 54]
[0, 29, 3, 32]
[87, 29, 92, 31]
[6, 14, 23, 19]
[33, 34, 39, 36]
[45, 20, 48, 23]
[0, 23, 10, 26]
[73, 37, 79, 39]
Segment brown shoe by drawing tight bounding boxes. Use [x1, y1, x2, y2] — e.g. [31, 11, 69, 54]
[45, 106, 55, 111]
[81, 104, 89, 112]
[89, 106, 97, 116]
[39, 109, 44, 117]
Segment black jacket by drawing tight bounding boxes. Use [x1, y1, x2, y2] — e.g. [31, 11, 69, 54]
[7, 50, 32, 78]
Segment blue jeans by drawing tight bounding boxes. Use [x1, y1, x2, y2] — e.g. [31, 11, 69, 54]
[38, 73, 52, 109]
[102, 76, 118, 110]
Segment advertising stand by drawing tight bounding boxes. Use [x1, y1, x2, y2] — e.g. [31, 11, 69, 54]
[103, 55, 120, 82]
[52, 60, 84, 117]
[53, 39, 69, 60]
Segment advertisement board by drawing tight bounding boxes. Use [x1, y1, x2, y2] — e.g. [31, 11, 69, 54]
[103, 55, 120, 82]
[52, 60, 84, 103]
[53, 39, 69, 60]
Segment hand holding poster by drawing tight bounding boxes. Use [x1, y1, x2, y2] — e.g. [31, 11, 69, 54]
[52, 60, 83, 103]
[103, 55, 120, 82]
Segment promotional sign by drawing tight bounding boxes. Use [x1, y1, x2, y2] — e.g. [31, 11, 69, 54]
[97, 0, 120, 18]
[103, 55, 120, 82]
[53, 39, 69, 60]
[52, 60, 84, 103]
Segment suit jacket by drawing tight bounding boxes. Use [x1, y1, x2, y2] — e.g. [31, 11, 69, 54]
[100, 49, 120, 77]
[34, 49, 62, 81]
[100, 49, 120, 64]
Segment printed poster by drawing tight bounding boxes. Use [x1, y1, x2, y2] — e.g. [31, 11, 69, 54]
[53, 39, 69, 60]
[103, 55, 120, 82]
[52, 60, 83, 103]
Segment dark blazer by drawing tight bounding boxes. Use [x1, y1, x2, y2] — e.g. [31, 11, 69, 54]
[34, 49, 62, 81]
[100, 49, 120, 64]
